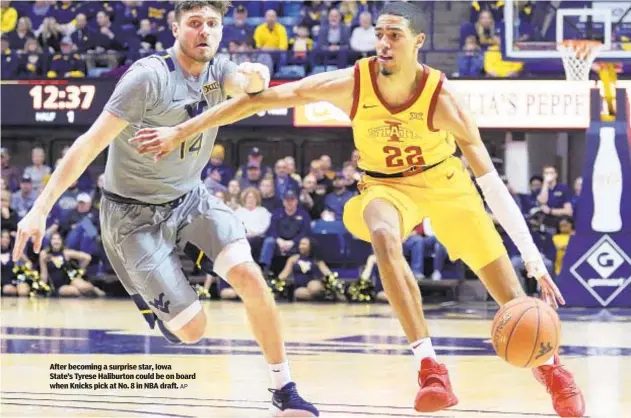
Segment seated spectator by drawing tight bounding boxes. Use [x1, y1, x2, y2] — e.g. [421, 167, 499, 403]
[520, 174, 542, 215]
[1, 33, 18, 79]
[235, 147, 272, 180]
[137, 18, 158, 52]
[11, 175, 37, 219]
[320, 154, 335, 180]
[50, 180, 81, 225]
[235, 187, 271, 259]
[19, 0, 50, 32]
[94, 11, 126, 51]
[202, 144, 233, 186]
[470, 1, 504, 23]
[461, 10, 497, 49]
[239, 162, 264, 190]
[537, 165, 573, 232]
[155, 10, 175, 51]
[253, 9, 288, 51]
[39, 232, 105, 297]
[300, 1, 325, 33]
[47, 37, 86, 78]
[222, 5, 254, 48]
[227, 179, 241, 201]
[259, 178, 281, 213]
[71, 13, 97, 53]
[274, 158, 300, 201]
[23, 146, 51, 192]
[1, 147, 20, 191]
[298, 173, 326, 220]
[1, 190, 18, 233]
[317, 8, 350, 67]
[204, 170, 227, 194]
[552, 216, 574, 275]
[7, 17, 34, 51]
[116, 0, 142, 29]
[456, 35, 483, 77]
[308, 159, 333, 195]
[571, 176, 582, 218]
[277, 237, 329, 301]
[58, 192, 99, 243]
[322, 172, 354, 221]
[38, 16, 63, 54]
[237, 40, 275, 76]
[284, 156, 301, 183]
[350, 11, 375, 57]
[17, 37, 46, 78]
[409, 218, 449, 281]
[289, 24, 313, 62]
[139, 0, 171, 31]
[1, 1, 17, 33]
[339, 0, 360, 27]
[259, 190, 312, 275]
[1, 229, 32, 297]
[341, 161, 359, 194]
[484, 36, 524, 78]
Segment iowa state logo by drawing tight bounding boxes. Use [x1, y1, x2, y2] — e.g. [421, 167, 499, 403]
[569, 235, 631, 307]
[368, 121, 422, 142]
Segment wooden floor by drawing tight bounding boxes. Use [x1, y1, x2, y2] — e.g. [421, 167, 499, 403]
[1, 297, 629, 418]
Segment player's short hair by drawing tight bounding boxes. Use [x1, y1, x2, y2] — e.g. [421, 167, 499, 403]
[378, 2, 425, 35]
[174, 1, 232, 20]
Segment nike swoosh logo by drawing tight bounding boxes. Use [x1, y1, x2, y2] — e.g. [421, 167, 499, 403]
[411, 342, 423, 349]
[446, 171, 455, 180]
[363, 104, 377, 109]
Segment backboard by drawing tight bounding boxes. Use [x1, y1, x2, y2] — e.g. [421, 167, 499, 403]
[503, 0, 631, 62]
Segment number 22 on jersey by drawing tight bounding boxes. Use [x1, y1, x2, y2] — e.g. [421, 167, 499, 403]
[383, 145, 425, 168]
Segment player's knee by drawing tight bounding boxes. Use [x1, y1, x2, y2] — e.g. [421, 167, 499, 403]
[371, 227, 402, 261]
[175, 311, 207, 344]
[228, 263, 270, 301]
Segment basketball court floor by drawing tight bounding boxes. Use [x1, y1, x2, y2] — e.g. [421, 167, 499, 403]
[1, 298, 629, 417]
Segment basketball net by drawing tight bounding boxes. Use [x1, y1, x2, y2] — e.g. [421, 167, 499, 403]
[557, 40, 603, 81]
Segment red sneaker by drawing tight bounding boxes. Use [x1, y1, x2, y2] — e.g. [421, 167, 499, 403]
[532, 355, 585, 417]
[414, 358, 458, 412]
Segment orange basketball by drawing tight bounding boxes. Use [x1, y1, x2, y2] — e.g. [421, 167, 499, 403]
[491, 296, 560, 368]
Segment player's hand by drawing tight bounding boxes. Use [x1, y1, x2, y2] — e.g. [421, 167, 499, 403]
[130, 126, 180, 160]
[525, 260, 565, 309]
[13, 208, 48, 259]
[236, 62, 270, 94]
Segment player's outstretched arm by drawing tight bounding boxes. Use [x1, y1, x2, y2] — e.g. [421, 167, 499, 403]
[131, 68, 355, 159]
[433, 80, 565, 308]
[12, 111, 128, 259]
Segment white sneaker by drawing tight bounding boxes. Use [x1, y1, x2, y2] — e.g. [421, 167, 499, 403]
[431, 271, 442, 281]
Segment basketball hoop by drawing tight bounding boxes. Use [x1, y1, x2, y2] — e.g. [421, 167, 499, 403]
[557, 40, 603, 81]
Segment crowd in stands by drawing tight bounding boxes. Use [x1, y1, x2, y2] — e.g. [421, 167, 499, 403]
[2, 141, 581, 301]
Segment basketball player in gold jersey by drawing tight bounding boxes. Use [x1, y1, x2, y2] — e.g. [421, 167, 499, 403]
[132, 3, 584, 416]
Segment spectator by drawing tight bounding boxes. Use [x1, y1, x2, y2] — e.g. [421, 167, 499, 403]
[484, 36, 524, 78]
[350, 149, 360, 169]
[18, 37, 46, 78]
[571, 176, 582, 218]
[274, 158, 300, 201]
[456, 35, 483, 77]
[253, 9, 288, 51]
[299, 173, 326, 220]
[339, 0, 360, 27]
[223, 5, 253, 47]
[204, 170, 227, 194]
[38, 16, 63, 54]
[50, 180, 81, 225]
[137, 18, 158, 52]
[259, 177, 281, 213]
[1, 190, 18, 233]
[238, 40, 275, 76]
[60, 193, 100, 257]
[301, 1, 325, 33]
[289, 25, 313, 62]
[537, 165, 573, 231]
[317, 8, 350, 66]
[155, 10, 175, 51]
[1, 33, 18, 79]
[239, 162, 264, 190]
[341, 161, 359, 194]
[10, 174, 37, 218]
[227, 179, 241, 201]
[1, 147, 20, 191]
[473, 10, 497, 49]
[235, 147, 272, 180]
[1, 229, 32, 297]
[202, 144, 233, 186]
[117, 0, 142, 29]
[284, 156, 301, 183]
[259, 190, 312, 275]
[350, 11, 375, 55]
[552, 216, 575, 275]
[58, 192, 98, 236]
[21, 0, 50, 31]
[1, 0, 17, 33]
[308, 159, 333, 195]
[322, 172, 354, 221]
[7, 16, 34, 51]
[139, 0, 171, 31]
[235, 187, 271, 259]
[51, 0, 78, 25]
[94, 11, 125, 51]
[520, 174, 543, 215]
[277, 237, 329, 301]
[39, 232, 105, 297]
[71, 13, 97, 53]
[91, 173, 105, 210]
[47, 37, 86, 78]
[23, 146, 51, 191]
[320, 154, 335, 180]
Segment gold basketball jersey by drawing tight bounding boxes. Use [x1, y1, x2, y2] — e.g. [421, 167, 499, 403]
[350, 57, 456, 174]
